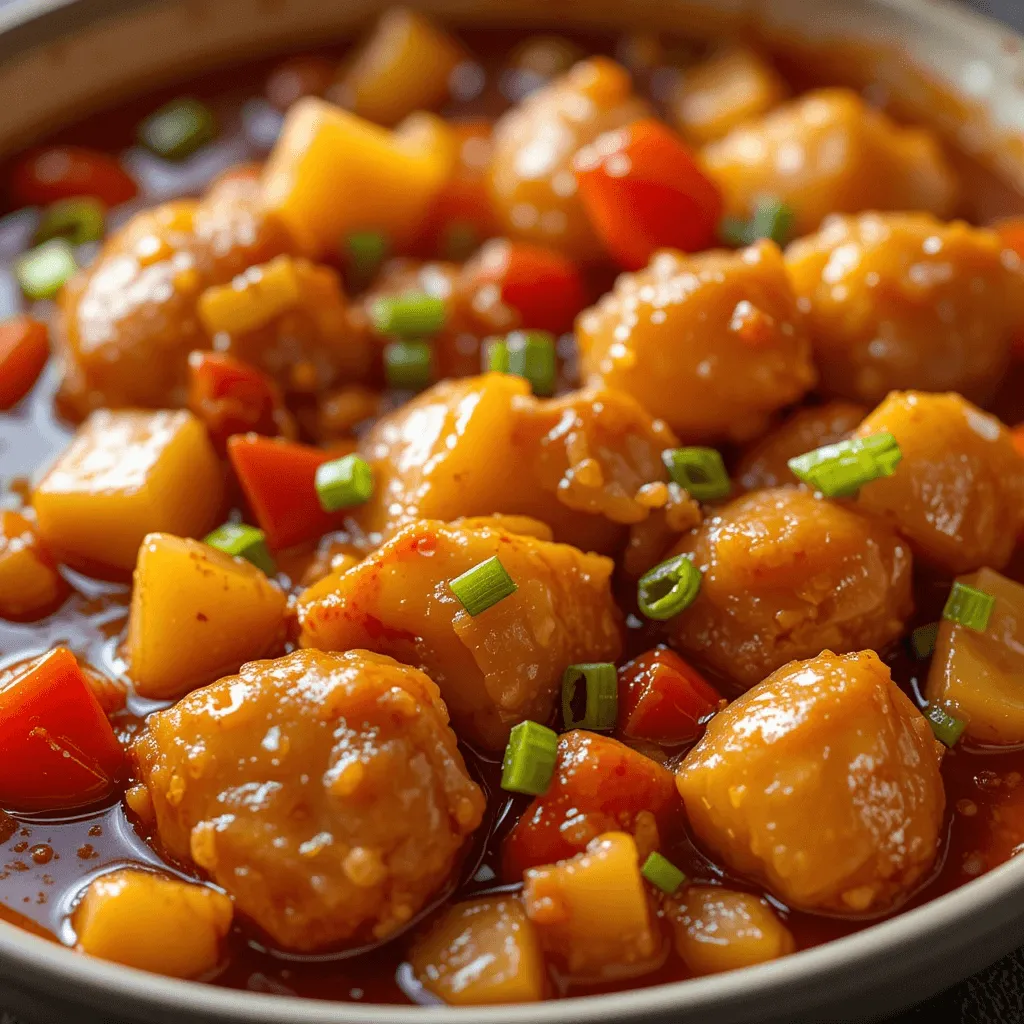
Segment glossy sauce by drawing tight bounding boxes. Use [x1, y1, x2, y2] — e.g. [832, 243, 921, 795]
[2, 24, 1024, 1005]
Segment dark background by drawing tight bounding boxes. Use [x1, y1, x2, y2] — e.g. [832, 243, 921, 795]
[0, 1, 1022, 1022]
[971, 0, 1024, 31]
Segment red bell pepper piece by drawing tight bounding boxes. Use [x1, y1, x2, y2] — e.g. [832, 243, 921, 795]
[0, 648, 123, 811]
[227, 434, 353, 550]
[0, 316, 49, 410]
[1012, 425, 1024, 460]
[573, 118, 723, 270]
[462, 238, 587, 335]
[618, 646, 723, 746]
[501, 730, 680, 881]
[187, 351, 293, 449]
[10, 146, 137, 207]
[996, 219, 1024, 359]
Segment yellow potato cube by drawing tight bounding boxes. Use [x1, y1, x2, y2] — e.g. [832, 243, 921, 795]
[671, 46, 787, 144]
[522, 832, 663, 982]
[927, 567, 1024, 745]
[262, 97, 449, 256]
[74, 868, 233, 979]
[410, 897, 547, 1004]
[337, 8, 465, 127]
[128, 533, 287, 699]
[33, 410, 224, 573]
[670, 886, 795, 975]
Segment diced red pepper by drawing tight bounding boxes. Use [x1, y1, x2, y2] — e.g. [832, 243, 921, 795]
[0, 648, 123, 811]
[996, 219, 1024, 360]
[617, 646, 723, 746]
[1013, 425, 1024, 460]
[0, 316, 49, 410]
[227, 434, 353, 550]
[187, 350, 293, 449]
[573, 118, 723, 270]
[501, 730, 680, 881]
[462, 238, 587, 335]
[10, 146, 137, 207]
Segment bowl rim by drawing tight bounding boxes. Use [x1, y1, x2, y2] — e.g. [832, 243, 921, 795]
[1, 0, 1024, 1020]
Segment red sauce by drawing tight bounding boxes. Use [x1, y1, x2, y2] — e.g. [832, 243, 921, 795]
[1, 22, 1023, 1007]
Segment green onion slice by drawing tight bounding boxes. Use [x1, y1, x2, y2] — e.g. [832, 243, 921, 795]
[204, 522, 276, 575]
[314, 454, 374, 512]
[35, 198, 106, 246]
[505, 330, 557, 397]
[910, 623, 939, 660]
[942, 582, 995, 633]
[637, 554, 702, 621]
[662, 447, 731, 502]
[344, 230, 389, 287]
[449, 555, 517, 616]
[139, 97, 217, 161]
[641, 851, 686, 894]
[925, 704, 966, 749]
[15, 239, 77, 300]
[749, 197, 795, 247]
[370, 292, 446, 338]
[384, 340, 433, 391]
[485, 337, 510, 373]
[501, 720, 559, 796]
[562, 663, 618, 731]
[787, 432, 902, 498]
[718, 196, 794, 248]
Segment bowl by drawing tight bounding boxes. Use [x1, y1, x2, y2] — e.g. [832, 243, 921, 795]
[1, 0, 1024, 1022]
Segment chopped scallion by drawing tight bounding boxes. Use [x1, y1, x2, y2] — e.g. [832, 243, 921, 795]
[139, 97, 217, 161]
[35, 198, 106, 246]
[344, 230, 389, 288]
[787, 432, 902, 498]
[314, 454, 374, 512]
[15, 239, 77, 300]
[370, 292, 446, 338]
[562, 663, 618, 731]
[718, 196, 794, 248]
[485, 337, 510, 373]
[641, 851, 686, 894]
[637, 554, 702, 621]
[506, 330, 556, 397]
[749, 197, 795, 247]
[910, 623, 939, 660]
[449, 555, 517, 616]
[925, 704, 966, 748]
[501, 720, 558, 796]
[384, 340, 433, 391]
[942, 581, 995, 633]
[662, 447, 731, 502]
[204, 522, 276, 575]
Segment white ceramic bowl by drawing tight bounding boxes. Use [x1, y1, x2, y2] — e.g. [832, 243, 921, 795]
[1, 2, 1023, 1021]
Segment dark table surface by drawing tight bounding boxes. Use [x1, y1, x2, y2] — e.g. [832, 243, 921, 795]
[1, 0, 1024, 1022]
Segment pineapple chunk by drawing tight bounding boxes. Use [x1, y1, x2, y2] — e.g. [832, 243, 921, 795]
[262, 97, 449, 256]
[926, 567, 1024, 745]
[338, 8, 465, 126]
[74, 868, 232, 979]
[128, 533, 286, 699]
[33, 410, 223, 573]
[410, 897, 547, 1004]
[0, 510, 66, 621]
[522, 832, 663, 982]
[670, 886, 795, 975]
